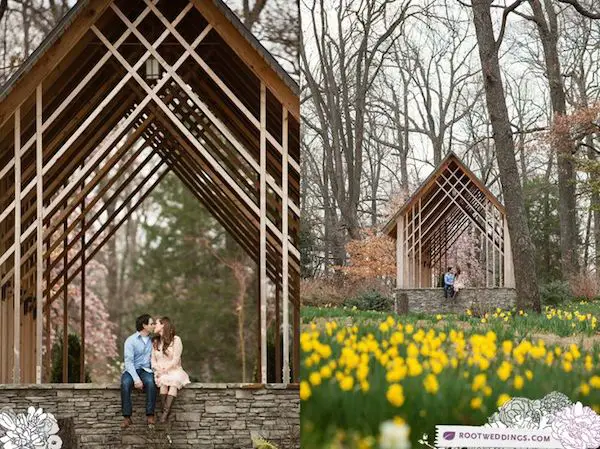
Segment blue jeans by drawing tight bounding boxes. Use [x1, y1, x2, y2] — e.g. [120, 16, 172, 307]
[444, 284, 455, 298]
[121, 369, 157, 417]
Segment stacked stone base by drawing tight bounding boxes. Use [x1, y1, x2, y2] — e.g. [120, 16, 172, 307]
[395, 288, 517, 314]
[0, 383, 299, 449]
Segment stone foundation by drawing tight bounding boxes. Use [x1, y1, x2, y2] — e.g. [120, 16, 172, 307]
[395, 288, 517, 314]
[0, 383, 299, 449]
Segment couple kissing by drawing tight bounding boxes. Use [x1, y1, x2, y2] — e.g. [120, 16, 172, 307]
[120, 314, 191, 429]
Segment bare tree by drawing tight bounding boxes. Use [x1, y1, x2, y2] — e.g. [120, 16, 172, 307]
[401, 14, 481, 165]
[468, 0, 541, 311]
[301, 0, 418, 253]
[526, 0, 580, 279]
[560, 9, 600, 282]
[241, 0, 267, 28]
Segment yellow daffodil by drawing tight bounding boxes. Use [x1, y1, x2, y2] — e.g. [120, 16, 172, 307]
[387, 384, 405, 407]
[300, 381, 311, 400]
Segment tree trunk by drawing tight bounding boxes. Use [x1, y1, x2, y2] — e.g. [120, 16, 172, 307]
[471, 0, 541, 311]
[530, 0, 579, 280]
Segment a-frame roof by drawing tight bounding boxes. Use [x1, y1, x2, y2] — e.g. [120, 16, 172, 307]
[383, 151, 505, 237]
[0, 0, 300, 126]
[0, 0, 302, 385]
[0, 0, 302, 305]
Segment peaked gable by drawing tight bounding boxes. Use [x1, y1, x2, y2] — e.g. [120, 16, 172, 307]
[0, 0, 299, 126]
[383, 152, 505, 237]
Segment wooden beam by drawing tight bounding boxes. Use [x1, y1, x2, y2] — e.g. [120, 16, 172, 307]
[503, 216, 515, 288]
[93, 27, 300, 261]
[80, 187, 86, 383]
[259, 83, 267, 384]
[35, 84, 43, 384]
[112, 5, 300, 216]
[13, 107, 21, 383]
[281, 107, 290, 384]
[45, 131, 150, 254]
[45, 164, 167, 308]
[188, 0, 299, 121]
[44, 150, 159, 292]
[397, 215, 404, 289]
[137, 1, 301, 177]
[62, 218, 68, 383]
[43, 99, 148, 224]
[0, 0, 114, 127]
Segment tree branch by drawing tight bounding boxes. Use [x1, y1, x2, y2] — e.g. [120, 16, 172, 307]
[577, 142, 600, 155]
[556, 0, 600, 19]
[496, 0, 527, 50]
[0, 0, 7, 23]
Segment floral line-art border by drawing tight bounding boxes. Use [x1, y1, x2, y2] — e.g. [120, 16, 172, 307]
[419, 392, 600, 449]
[0, 406, 62, 449]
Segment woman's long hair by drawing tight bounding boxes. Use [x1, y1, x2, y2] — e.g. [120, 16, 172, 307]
[153, 316, 176, 354]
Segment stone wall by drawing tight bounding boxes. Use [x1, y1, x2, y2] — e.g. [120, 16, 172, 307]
[395, 288, 517, 314]
[0, 383, 299, 449]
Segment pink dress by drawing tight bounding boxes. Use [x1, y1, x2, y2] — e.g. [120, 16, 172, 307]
[152, 335, 191, 389]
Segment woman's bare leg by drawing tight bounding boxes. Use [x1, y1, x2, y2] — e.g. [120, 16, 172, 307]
[160, 385, 169, 395]
[168, 386, 178, 397]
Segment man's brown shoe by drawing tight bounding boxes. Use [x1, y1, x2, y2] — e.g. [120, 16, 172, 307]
[147, 415, 156, 426]
[120, 417, 132, 429]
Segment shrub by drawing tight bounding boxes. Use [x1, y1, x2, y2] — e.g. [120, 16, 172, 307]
[343, 290, 392, 312]
[540, 281, 572, 306]
[51, 333, 92, 383]
[569, 272, 599, 300]
[300, 278, 346, 307]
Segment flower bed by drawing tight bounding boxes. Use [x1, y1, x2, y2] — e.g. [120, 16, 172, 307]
[300, 308, 600, 448]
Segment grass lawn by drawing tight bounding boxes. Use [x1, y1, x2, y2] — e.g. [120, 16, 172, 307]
[300, 300, 600, 448]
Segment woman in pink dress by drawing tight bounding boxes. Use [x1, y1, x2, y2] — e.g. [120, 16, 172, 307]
[151, 317, 191, 423]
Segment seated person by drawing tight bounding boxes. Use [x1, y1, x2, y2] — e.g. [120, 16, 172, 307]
[443, 267, 455, 299]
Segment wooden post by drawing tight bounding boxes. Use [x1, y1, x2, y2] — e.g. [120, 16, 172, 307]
[36, 84, 43, 384]
[503, 216, 515, 288]
[293, 289, 300, 383]
[396, 216, 405, 289]
[259, 83, 267, 384]
[80, 190, 86, 382]
[485, 202, 489, 288]
[44, 241, 51, 382]
[62, 219, 68, 383]
[282, 108, 290, 384]
[275, 281, 281, 383]
[418, 198, 422, 288]
[14, 107, 21, 384]
[411, 204, 415, 288]
[492, 209, 496, 287]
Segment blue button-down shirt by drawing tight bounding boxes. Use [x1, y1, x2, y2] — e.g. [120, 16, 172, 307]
[123, 331, 153, 383]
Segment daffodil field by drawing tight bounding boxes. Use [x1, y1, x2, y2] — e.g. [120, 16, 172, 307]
[300, 302, 600, 448]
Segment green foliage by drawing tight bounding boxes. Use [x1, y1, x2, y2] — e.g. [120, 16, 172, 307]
[51, 333, 92, 383]
[540, 280, 573, 306]
[299, 216, 320, 279]
[343, 290, 391, 312]
[130, 173, 257, 383]
[300, 310, 600, 449]
[251, 436, 279, 449]
[303, 299, 600, 337]
[523, 176, 561, 283]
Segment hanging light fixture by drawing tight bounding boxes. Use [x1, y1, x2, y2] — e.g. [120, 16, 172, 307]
[145, 56, 160, 80]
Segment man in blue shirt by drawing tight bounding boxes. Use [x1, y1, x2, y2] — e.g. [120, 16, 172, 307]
[443, 267, 455, 299]
[121, 314, 157, 428]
